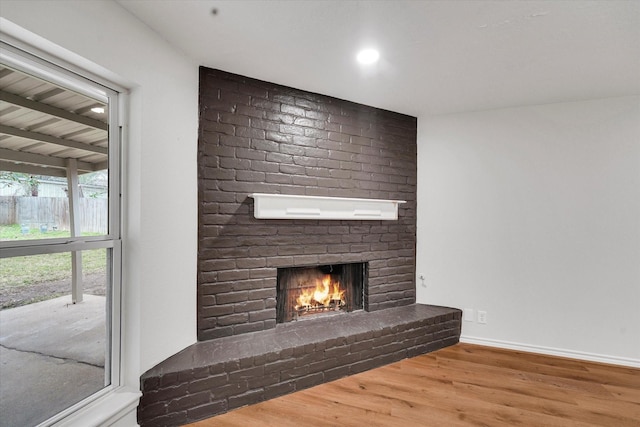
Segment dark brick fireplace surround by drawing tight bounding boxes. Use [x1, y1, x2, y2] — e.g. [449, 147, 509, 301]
[137, 68, 461, 426]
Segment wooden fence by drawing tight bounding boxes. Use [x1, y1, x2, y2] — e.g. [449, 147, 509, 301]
[0, 196, 108, 233]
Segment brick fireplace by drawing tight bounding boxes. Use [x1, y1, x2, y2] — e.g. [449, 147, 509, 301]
[137, 68, 461, 426]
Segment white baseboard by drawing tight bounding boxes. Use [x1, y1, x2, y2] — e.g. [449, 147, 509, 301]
[460, 335, 640, 368]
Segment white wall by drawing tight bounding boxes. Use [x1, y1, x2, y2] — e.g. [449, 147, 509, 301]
[417, 96, 640, 365]
[1, 0, 199, 404]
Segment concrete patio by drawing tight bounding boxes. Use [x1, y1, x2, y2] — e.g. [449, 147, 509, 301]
[0, 294, 107, 427]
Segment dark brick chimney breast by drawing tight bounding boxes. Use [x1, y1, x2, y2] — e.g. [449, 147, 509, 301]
[197, 67, 418, 341]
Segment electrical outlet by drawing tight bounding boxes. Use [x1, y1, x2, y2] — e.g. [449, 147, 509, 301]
[477, 311, 487, 324]
[463, 308, 474, 322]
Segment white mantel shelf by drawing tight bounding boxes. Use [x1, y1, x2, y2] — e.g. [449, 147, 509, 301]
[248, 193, 406, 220]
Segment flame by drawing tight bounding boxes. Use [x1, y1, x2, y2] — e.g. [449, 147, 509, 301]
[295, 275, 345, 310]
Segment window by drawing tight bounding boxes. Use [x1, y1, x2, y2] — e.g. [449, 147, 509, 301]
[0, 42, 121, 426]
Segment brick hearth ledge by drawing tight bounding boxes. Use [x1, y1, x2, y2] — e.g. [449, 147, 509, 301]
[138, 304, 462, 426]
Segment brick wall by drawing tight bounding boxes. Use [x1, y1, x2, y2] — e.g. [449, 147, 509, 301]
[198, 67, 417, 341]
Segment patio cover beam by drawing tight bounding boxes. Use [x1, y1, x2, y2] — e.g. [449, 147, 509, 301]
[0, 159, 67, 177]
[0, 124, 108, 155]
[0, 90, 108, 131]
[0, 148, 96, 173]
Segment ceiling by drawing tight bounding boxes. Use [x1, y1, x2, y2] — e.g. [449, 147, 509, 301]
[0, 65, 108, 177]
[118, 0, 640, 117]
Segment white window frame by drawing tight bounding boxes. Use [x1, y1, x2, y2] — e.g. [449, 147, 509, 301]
[0, 41, 126, 426]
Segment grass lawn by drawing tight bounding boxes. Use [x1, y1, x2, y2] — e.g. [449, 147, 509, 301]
[0, 224, 107, 289]
[1, 223, 74, 240]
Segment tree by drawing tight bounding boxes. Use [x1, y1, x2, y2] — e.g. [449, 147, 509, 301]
[0, 172, 40, 196]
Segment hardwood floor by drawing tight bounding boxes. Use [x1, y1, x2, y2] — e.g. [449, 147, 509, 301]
[187, 343, 640, 427]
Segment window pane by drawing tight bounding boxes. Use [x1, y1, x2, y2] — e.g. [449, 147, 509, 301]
[0, 248, 110, 426]
[0, 64, 109, 240]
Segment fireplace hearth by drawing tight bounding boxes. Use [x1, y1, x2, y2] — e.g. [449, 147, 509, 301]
[277, 263, 366, 323]
[139, 304, 462, 426]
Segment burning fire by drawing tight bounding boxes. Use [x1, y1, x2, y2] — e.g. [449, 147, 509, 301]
[295, 275, 345, 311]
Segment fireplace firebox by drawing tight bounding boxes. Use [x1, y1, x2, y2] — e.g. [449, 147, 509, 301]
[276, 263, 367, 323]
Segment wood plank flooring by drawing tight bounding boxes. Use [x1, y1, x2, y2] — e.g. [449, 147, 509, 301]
[187, 343, 640, 427]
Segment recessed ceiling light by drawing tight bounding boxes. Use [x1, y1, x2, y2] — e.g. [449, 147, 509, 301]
[356, 49, 380, 65]
[91, 107, 105, 114]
